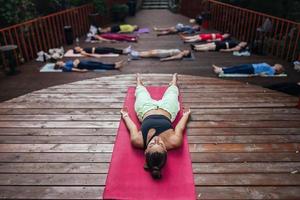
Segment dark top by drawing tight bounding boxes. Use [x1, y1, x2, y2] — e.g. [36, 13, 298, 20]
[83, 47, 106, 54]
[110, 25, 121, 33]
[214, 41, 239, 51]
[141, 115, 173, 149]
[84, 47, 93, 54]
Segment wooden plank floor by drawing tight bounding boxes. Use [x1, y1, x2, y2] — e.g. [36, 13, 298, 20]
[0, 74, 299, 199]
[1, 10, 300, 102]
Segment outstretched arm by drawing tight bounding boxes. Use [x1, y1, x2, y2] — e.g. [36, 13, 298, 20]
[160, 53, 184, 62]
[94, 35, 115, 43]
[80, 51, 98, 58]
[71, 68, 88, 72]
[170, 109, 191, 148]
[220, 46, 239, 52]
[121, 108, 143, 149]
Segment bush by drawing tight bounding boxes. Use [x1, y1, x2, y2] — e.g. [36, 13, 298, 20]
[93, 0, 107, 15]
[0, 0, 37, 28]
[111, 4, 129, 22]
[111, 4, 129, 14]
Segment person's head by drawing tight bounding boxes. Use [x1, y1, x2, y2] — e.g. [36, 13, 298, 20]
[133, 25, 139, 31]
[194, 15, 203, 25]
[189, 19, 196, 24]
[182, 50, 192, 58]
[273, 64, 284, 74]
[222, 33, 231, 39]
[73, 46, 83, 54]
[54, 61, 65, 69]
[144, 136, 167, 179]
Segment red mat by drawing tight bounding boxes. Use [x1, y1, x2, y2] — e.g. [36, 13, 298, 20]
[103, 87, 196, 200]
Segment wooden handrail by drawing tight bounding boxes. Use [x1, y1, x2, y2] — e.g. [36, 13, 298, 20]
[0, 4, 94, 64]
[208, 0, 299, 25]
[180, 0, 300, 62]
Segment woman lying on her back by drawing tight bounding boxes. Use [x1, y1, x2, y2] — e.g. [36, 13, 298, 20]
[130, 49, 192, 61]
[121, 73, 191, 179]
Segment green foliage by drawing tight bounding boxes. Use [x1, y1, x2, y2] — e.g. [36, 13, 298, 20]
[111, 4, 129, 14]
[69, 0, 91, 6]
[220, 0, 300, 22]
[0, 0, 37, 27]
[93, 0, 107, 15]
[34, 0, 63, 16]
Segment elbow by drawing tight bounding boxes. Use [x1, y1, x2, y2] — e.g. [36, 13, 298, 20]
[131, 138, 142, 148]
[171, 138, 183, 149]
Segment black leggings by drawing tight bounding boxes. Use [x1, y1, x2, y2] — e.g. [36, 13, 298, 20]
[84, 47, 123, 54]
[94, 47, 123, 54]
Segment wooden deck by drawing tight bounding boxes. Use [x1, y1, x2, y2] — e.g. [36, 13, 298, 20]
[0, 73, 299, 199]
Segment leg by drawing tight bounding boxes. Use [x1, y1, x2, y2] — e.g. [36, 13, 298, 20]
[222, 64, 254, 74]
[180, 35, 194, 40]
[184, 38, 199, 43]
[81, 61, 116, 70]
[154, 27, 174, 31]
[159, 74, 180, 122]
[157, 30, 177, 36]
[96, 47, 123, 54]
[134, 74, 156, 121]
[121, 35, 137, 42]
[212, 64, 223, 74]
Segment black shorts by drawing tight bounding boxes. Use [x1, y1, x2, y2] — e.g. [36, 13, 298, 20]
[110, 25, 121, 33]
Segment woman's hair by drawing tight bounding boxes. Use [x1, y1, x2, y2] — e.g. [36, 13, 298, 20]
[54, 61, 63, 69]
[73, 48, 80, 54]
[274, 64, 285, 74]
[54, 63, 60, 69]
[134, 25, 139, 31]
[145, 151, 167, 179]
[183, 51, 192, 58]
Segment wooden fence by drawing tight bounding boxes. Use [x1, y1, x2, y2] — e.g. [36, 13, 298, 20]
[0, 4, 94, 64]
[181, 0, 300, 61]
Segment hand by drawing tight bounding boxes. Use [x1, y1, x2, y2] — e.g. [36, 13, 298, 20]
[183, 108, 191, 116]
[120, 107, 129, 118]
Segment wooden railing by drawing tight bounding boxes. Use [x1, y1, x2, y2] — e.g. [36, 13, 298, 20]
[181, 0, 300, 62]
[0, 4, 94, 64]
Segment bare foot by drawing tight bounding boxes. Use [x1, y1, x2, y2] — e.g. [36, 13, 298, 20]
[212, 64, 223, 74]
[136, 73, 143, 86]
[115, 60, 126, 69]
[170, 73, 178, 86]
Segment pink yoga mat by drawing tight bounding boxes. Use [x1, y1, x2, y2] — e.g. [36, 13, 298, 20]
[103, 86, 196, 200]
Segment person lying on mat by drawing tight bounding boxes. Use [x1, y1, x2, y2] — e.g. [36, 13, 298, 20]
[130, 49, 192, 61]
[92, 33, 138, 43]
[73, 46, 132, 57]
[180, 33, 230, 43]
[54, 59, 125, 72]
[120, 73, 191, 179]
[153, 23, 200, 36]
[99, 24, 139, 33]
[212, 63, 285, 76]
[191, 41, 248, 52]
